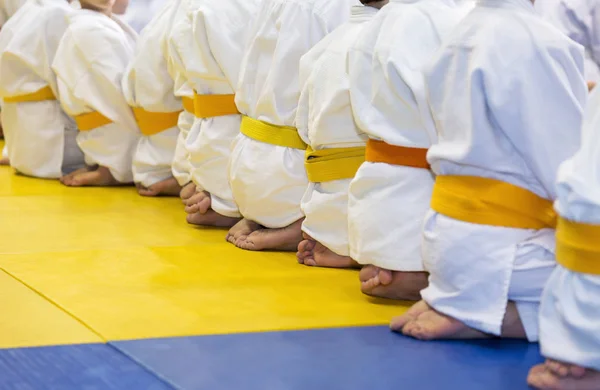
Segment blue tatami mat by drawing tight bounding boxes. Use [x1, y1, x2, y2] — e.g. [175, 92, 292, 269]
[114, 326, 544, 390]
[0, 343, 172, 390]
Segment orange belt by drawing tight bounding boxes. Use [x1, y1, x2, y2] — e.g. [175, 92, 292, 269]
[132, 107, 181, 136]
[193, 93, 239, 118]
[365, 139, 430, 169]
[74, 111, 113, 132]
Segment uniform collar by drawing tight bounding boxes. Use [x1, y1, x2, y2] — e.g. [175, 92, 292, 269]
[350, 4, 379, 22]
[477, 0, 535, 13]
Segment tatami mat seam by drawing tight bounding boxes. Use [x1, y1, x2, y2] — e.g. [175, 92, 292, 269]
[0, 268, 108, 344]
[106, 343, 178, 389]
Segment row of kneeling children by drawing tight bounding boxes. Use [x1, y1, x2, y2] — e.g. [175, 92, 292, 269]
[0, 0, 599, 388]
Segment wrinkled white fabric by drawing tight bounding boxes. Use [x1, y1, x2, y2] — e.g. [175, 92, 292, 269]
[53, 10, 140, 183]
[167, 0, 195, 187]
[421, 0, 586, 341]
[122, 0, 168, 33]
[178, 0, 260, 217]
[230, 0, 358, 228]
[0, 0, 84, 178]
[537, 0, 600, 82]
[296, 5, 377, 257]
[347, 0, 472, 271]
[123, 0, 181, 188]
[538, 86, 600, 370]
[0, 0, 27, 27]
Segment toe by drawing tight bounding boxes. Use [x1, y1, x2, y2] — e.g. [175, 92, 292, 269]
[527, 365, 549, 389]
[197, 195, 212, 214]
[547, 360, 569, 378]
[361, 275, 380, 292]
[138, 187, 160, 197]
[359, 265, 380, 283]
[184, 203, 200, 214]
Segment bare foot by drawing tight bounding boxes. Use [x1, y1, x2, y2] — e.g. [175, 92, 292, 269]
[528, 361, 600, 390]
[184, 190, 211, 214]
[62, 165, 123, 187]
[183, 190, 240, 227]
[180, 182, 196, 203]
[61, 166, 92, 185]
[391, 300, 528, 340]
[137, 177, 181, 197]
[0, 157, 9, 166]
[359, 265, 428, 301]
[296, 233, 359, 268]
[187, 210, 240, 228]
[226, 218, 304, 251]
[390, 300, 491, 340]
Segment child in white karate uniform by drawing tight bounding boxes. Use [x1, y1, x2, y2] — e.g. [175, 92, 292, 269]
[344, 0, 472, 300]
[392, 0, 586, 342]
[0, 0, 85, 178]
[226, 0, 358, 252]
[295, 0, 386, 268]
[527, 82, 600, 390]
[179, 0, 261, 228]
[53, 0, 141, 187]
[123, 0, 183, 196]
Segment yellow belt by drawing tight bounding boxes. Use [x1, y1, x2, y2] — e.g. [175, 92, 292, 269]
[182, 96, 195, 114]
[365, 139, 430, 169]
[132, 107, 181, 136]
[194, 93, 239, 118]
[305, 146, 365, 183]
[556, 217, 600, 275]
[3, 85, 55, 103]
[240, 116, 307, 150]
[431, 175, 557, 230]
[74, 111, 113, 132]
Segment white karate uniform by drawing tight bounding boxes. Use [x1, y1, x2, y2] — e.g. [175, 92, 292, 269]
[421, 0, 586, 341]
[296, 5, 376, 257]
[537, 0, 600, 83]
[178, 0, 261, 218]
[231, 0, 358, 228]
[52, 10, 140, 183]
[0, 0, 25, 162]
[167, 0, 195, 187]
[123, 0, 168, 33]
[347, 0, 472, 271]
[0, 0, 84, 178]
[0, 0, 27, 27]
[123, 0, 181, 188]
[539, 87, 600, 370]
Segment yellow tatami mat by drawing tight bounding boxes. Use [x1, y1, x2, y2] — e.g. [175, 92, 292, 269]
[0, 149, 408, 347]
[0, 269, 101, 348]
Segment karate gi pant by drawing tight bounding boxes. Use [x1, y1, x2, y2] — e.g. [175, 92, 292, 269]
[187, 115, 240, 218]
[132, 126, 179, 187]
[539, 266, 600, 369]
[421, 211, 556, 341]
[2, 101, 83, 178]
[77, 122, 138, 184]
[172, 111, 194, 186]
[348, 163, 432, 271]
[229, 134, 306, 228]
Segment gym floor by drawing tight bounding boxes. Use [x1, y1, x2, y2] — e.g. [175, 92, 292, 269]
[0, 141, 542, 389]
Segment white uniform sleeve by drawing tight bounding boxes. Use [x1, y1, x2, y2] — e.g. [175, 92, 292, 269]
[556, 87, 600, 222]
[70, 27, 138, 131]
[486, 31, 587, 200]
